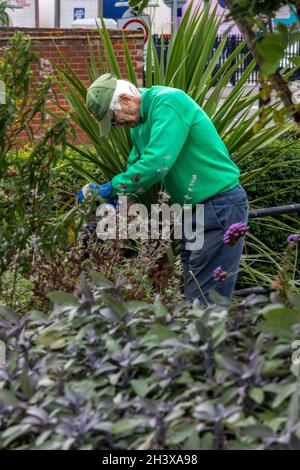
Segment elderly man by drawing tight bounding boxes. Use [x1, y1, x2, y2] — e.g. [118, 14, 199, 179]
[78, 73, 249, 305]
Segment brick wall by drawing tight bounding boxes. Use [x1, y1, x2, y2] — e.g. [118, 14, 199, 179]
[0, 28, 145, 144]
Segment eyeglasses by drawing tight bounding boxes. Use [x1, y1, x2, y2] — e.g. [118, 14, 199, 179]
[111, 109, 118, 126]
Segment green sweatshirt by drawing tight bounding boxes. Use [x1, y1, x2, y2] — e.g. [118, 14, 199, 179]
[111, 85, 240, 205]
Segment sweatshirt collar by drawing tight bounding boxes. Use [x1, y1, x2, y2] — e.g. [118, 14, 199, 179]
[139, 87, 151, 123]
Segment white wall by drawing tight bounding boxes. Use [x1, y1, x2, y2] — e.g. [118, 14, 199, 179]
[39, 0, 99, 28]
[39, 0, 55, 28]
[7, 1, 172, 31]
[59, 0, 98, 28]
[145, 0, 172, 35]
[7, 0, 37, 28]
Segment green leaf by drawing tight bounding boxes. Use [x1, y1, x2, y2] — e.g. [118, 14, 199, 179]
[50, 337, 71, 350]
[249, 387, 265, 404]
[168, 424, 198, 446]
[195, 320, 210, 342]
[26, 310, 49, 323]
[105, 337, 123, 355]
[144, 323, 178, 342]
[89, 270, 114, 288]
[0, 389, 20, 406]
[258, 307, 300, 340]
[271, 383, 297, 409]
[47, 291, 79, 306]
[287, 292, 300, 311]
[131, 378, 155, 397]
[110, 419, 145, 435]
[99, 307, 121, 323]
[0, 305, 19, 325]
[219, 355, 241, 375]
[243, 425, 275, 439]
[289, 56, 300, 67]
[2, 424, 32, 447]
[20, 364, 34, 399]
[257, 33, 287, 75]
[154, 296, 168, 318]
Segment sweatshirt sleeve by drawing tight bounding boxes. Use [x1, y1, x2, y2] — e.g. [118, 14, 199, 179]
[111, 103, 191, 197]
[124, 139, 140, 172]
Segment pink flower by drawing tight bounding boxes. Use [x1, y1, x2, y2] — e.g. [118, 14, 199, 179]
[224, 222, 249, 246]
[213, 266, 228, 282]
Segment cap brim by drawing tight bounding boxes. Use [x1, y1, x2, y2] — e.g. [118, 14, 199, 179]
[98, 111, 112, 137]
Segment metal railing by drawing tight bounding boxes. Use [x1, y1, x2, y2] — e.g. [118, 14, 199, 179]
[152, 34, 300, 85]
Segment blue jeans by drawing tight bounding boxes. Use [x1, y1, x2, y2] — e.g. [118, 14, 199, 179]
[180, 183, 249, 305]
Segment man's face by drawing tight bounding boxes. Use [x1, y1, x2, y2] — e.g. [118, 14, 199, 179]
[110, 92, 142, 129]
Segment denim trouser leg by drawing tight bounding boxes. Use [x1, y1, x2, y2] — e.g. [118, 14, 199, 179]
[180, 183, 249, 305]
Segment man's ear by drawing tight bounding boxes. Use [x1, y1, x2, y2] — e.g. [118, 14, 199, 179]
[119, 93, 133, 106]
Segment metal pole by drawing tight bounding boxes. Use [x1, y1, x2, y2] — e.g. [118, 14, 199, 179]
[35, 0, 39, 27]
[98, 0, 103, 17]
[172, 0, 178, 34]
[54, 0, 60, 28]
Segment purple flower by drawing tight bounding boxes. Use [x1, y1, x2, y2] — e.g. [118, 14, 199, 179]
[287, 233, 300, 245]
[224, 222, 249, 246]
[213, 266, 228, 282]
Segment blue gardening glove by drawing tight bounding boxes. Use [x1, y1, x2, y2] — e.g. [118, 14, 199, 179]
[76, 182, 113, 205]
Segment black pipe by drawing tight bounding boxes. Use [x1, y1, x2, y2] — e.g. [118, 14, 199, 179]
[249, 204, 300, 218]
[233, 286, 272, 296]
[234, 281, 300, 297]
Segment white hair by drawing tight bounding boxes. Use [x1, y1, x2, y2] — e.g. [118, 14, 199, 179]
[109, 79, 139, 112]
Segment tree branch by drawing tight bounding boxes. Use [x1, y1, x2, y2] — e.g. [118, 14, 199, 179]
[224, 0, 300, 126]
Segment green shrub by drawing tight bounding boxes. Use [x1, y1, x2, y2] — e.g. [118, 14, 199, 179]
[242, 131, 300, 253]
[0, 32, 78, 287]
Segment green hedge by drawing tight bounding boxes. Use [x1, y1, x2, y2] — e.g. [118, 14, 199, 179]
[242, 131, 300, 253]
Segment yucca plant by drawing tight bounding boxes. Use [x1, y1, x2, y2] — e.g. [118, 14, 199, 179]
[51, 0, 299, 289]
[52, 1, 298, 195]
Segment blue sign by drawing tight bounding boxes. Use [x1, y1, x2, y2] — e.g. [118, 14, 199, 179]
[274, 10, 299, 26]
[103, 0, 127, 20]
[74, 8, 85, 20]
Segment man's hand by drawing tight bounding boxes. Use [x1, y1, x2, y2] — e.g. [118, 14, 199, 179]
[76, 182, 113, 204]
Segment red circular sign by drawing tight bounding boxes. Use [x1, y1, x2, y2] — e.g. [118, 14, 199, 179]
[122, 18, 149, 45]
